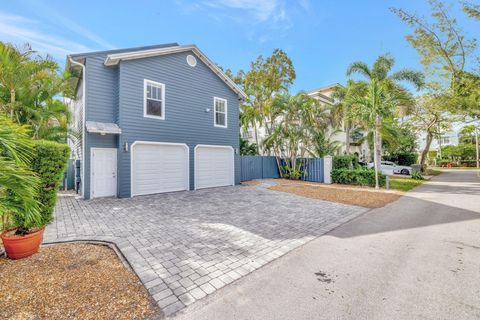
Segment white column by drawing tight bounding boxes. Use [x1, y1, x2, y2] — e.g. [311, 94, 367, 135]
[324, 156, 333, 184]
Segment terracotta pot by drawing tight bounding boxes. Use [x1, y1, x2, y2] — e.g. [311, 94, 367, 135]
[1, 227, 45, 260]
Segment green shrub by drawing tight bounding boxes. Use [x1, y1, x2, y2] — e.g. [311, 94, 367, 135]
[411, 170, 424, 180]
[30, 140, 70, 225]
[331, 168, 386, 187]
[333, 155, 357, 169]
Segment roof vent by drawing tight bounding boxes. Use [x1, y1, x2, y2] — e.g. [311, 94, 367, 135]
[186, 54, 197, 67]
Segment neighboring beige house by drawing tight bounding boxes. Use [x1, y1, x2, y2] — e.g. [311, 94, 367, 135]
[307, 84, 371, 162]
[242, 83, 370, 161]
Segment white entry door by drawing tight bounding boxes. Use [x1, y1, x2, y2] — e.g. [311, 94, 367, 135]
[195, 145, 234, 189]
[91, 148, 117, 198]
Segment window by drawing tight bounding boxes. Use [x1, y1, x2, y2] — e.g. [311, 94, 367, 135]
[214, 97, 227, 128]
[144, 80, 165, 119]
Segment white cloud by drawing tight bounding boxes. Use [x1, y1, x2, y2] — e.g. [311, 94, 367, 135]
[202, 0, 281, 23]
[176, 0, 310, 43]
[0, 12, 93, 58]
[20, 1, 115, 50]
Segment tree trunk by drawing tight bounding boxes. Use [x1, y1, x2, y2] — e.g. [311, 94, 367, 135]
[420, 130, 434, 170]
[476, 129, 479, 169]
[253, 124, 260, 155]
[10, 87, 15, 118]
[373, 115, 382, 189]
[345, 122, 351, 155]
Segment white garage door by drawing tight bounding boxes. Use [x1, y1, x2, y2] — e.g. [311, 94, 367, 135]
[195, 145, 234, 189]
[132, 142, 189, 196]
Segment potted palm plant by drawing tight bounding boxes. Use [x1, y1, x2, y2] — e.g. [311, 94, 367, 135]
[0, 116, 44, 259]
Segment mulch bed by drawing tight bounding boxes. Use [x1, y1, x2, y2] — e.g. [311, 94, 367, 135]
[0, 243, 160, 320]
[268, 179, 403, 208]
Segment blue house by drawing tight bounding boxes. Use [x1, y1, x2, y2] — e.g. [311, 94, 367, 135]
[66, 44, 246, 199]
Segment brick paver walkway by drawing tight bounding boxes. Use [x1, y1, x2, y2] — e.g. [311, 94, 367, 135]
[45, 185, 368, 316]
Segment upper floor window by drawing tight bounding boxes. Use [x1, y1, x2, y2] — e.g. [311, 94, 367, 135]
[144, 79, 165, 119]
[214, 97, 227, 128]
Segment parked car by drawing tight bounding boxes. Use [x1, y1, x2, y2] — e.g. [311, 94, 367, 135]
[368, 161, 412, 175]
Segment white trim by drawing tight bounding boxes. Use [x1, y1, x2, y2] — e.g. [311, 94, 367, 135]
[213, 97, 227, 128]
[90, 148, 118, 199]
[130, 141, 190, 197]
[143, 79, 165, 120]
[68, 57, 86, 199]
[194, 144, 235, 190]
[104, 45, 247, 100]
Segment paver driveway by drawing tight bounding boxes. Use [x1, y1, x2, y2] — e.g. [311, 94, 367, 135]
[45, 185, 368, 317]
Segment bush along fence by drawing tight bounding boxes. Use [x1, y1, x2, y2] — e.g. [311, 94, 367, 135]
[330, 155, 385, 187]
[240, 156, 333, 183]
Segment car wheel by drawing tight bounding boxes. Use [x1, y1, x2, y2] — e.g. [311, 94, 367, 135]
[401, 169, 409, 175]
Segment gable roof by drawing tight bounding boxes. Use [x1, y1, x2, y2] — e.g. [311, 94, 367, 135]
[66, 43, 246, 100]
[306, 83, 343, 96]
[102, 44, 246, 100]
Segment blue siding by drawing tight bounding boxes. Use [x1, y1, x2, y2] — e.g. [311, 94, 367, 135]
[117, 51, 240, 197]
[85, 55, 118, 123]
[82, 49, 240, 199]
[84, 54, 120, 199]
[84, 134, 117, 198]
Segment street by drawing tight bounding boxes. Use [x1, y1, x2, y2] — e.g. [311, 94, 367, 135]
[174, 170, 480, 320]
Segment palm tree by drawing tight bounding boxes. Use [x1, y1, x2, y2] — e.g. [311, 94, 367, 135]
[0, 42, 68, 142]
[264, 93, 321, 178]
[331, 80, 367, 155]
[0, 116, 41, 230]
[240, 105, 261, 154]
[347, 55, 424, 188]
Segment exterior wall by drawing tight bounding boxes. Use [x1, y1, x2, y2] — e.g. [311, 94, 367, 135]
[417, 131, 460, 152]
[83, 54, 120, 199]
[116, 51, 240, 197]
[65, 77, 84, 160]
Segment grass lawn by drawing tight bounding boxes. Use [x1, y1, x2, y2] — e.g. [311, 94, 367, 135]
[389, 176, 425, 191]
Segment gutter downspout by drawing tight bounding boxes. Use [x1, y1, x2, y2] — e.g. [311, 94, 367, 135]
[68, 56, 86, 199]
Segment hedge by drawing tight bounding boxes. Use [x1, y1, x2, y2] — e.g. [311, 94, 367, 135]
[333, 155, 357, 169]
[30, 140, 70, 225]
[331, 168, 386, 187]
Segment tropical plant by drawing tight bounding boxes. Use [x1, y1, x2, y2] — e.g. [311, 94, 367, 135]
[331, 80, 367, 154]
[0, 116, 41, 232]
[240, 136, 258, 156]
[307, 129, 342, 158]
[459, 124, 478, 144]
[263, 93, 318, 178]
[242, 49, 296, 154]
[0, 42, 70, 142]
[346, 54, 424, 188]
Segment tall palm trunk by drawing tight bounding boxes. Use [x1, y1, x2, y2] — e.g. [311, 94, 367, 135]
[420, 130, 434, 170]
[9, 87, 15, 118]
[345, 122, 351, 154]
[373, 115, 382, 189]
[253, 124, 260, 155]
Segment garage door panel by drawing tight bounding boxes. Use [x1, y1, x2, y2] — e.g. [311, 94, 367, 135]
[132, 143, 189, 196]
[195, 146, 234, 189]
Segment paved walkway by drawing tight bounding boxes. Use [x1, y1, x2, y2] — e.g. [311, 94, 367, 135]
[45, 185, 367, 316]
[174, 170, 480, 320]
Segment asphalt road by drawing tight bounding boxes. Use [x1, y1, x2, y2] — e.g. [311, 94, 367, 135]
[173, 170, 480, 320]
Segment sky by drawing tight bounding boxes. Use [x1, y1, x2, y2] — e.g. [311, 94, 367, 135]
[1, 0, 478, 93]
